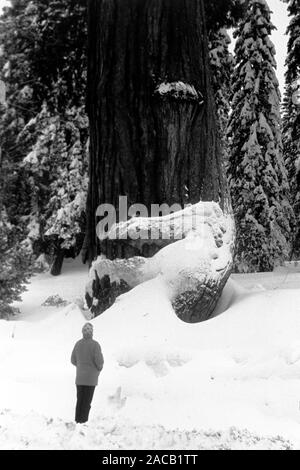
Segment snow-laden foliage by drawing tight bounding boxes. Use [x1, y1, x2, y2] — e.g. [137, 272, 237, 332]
[209, 27, 234, 162]
[0, 0, 40, 222]
[0, 209, 32, 318]
[22, 104, 88, 258]
[282, 0, 300, 258]
[0, 0, 88, 275]
[227, 0, 295, 273]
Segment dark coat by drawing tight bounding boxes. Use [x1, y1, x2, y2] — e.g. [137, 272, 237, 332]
[71, 338, 104, 386]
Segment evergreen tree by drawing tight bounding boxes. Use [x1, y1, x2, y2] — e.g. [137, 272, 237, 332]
[0, 209, 32, 318]
[84, 0, 234, 264]
[0, 0, 40, 222]
[282, 0, 300, 259]
[20, 103, 88, 275]
[0, 2, 33, 316]
[0, 0, 88, 275]
[227, 0, 294, 272]
[209, 27, 234, 162]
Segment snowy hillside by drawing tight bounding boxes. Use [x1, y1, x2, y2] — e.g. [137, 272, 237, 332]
[0, 258, 300, 450]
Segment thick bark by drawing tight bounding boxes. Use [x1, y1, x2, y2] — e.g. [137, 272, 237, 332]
[84, 0, 227, 264]
[50, 247, 65, 276]
[84, 0, 234, 321]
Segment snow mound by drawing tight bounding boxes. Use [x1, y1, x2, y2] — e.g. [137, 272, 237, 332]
[87, 201, 235, 321]
[42, 295, 69, 307]
[0, 410, 293, 450]
[1, 259, 300, 448]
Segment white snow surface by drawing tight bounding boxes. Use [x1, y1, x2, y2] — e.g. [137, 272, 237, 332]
[1, 258, 300, 449]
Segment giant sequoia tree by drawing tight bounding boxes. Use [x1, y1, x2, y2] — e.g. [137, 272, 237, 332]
[84, 0, 230, 262]
[85, 0, 236, 322]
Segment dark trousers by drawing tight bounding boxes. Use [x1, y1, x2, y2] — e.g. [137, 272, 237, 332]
[75, 385, 95, 423]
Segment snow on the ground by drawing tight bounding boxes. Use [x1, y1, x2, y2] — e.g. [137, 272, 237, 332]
[1, 257, 300, 450]
[0, 411, 293, 450]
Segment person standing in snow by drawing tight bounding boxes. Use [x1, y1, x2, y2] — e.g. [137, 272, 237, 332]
[71, 323, 104, 424]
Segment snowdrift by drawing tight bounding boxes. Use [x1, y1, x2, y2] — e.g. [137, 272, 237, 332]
[87, 201, 235, 322]
[1, 259, 300, 449]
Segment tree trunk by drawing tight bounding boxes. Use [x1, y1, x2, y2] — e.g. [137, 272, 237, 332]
[50, 247, 65, 276]
[84, 0, 233, 321]
[84, 0, 227, 263]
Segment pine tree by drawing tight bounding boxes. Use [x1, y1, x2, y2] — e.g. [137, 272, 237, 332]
[22, 103, 88, 275]
[282, 0, 300, 259]
[0, 0, 40, 222]
[209, 27, 234, 162]
[0, 209, 32, 318]
[227, 0, 294, 272]
[0, 2, 34, 315]
[0, 0, 88, 275]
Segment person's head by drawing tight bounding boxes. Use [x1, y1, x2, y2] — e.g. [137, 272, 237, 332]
[82, 322, 93, 339]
